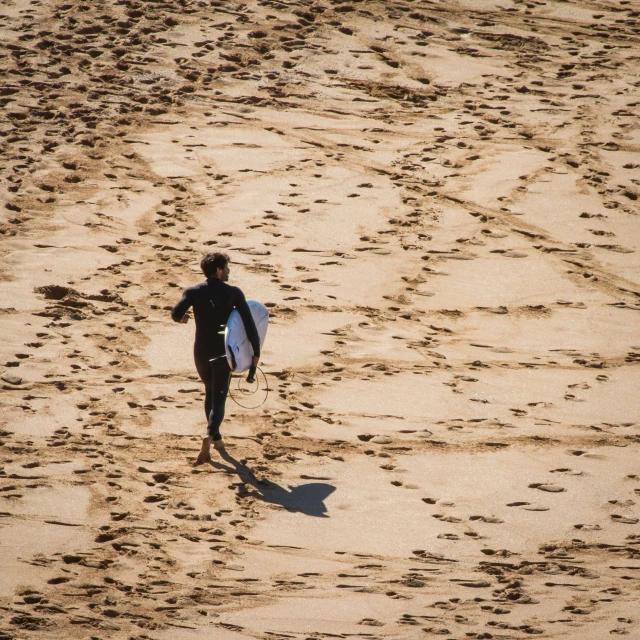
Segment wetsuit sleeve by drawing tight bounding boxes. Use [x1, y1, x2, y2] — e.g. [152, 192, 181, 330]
[171, 288, 192, 322]
[234, 288, 261, 357]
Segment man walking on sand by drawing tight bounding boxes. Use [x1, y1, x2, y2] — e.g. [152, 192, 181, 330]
[171, 252, 260, 465]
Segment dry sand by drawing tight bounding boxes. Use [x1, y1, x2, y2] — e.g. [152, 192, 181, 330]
[1, 0, 640, 638]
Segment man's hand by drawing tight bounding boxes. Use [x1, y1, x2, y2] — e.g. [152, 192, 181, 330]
[247, 356, 260, 384]
[179, 313, 190, 324]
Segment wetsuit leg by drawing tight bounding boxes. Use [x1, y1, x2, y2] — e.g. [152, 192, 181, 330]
[194, 350, 230, 441]
[208, 359, 231, 440]
[194, 350, 213, 425]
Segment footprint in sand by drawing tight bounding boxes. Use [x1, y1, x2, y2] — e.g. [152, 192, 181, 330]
[524, 504, 550, 512]
[481, 548, 516, 557]
[611, 514, 639, 525]
[529, 483, 566, 493]
[433, 514, 462, 523]
[359, 618, 384, 627]
[608, 499, 635, 507]
[506, 501, 549, 511]
[469, 515, 504, 524]
[438, 533, 460, 540]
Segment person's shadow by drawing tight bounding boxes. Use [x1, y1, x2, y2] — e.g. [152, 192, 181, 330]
[209, 448, 335, 518]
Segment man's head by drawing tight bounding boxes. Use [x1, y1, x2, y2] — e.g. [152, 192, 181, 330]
[201, 252, 230, 281]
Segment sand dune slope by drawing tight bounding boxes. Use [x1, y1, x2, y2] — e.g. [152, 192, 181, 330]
[1, 0, 639, 638]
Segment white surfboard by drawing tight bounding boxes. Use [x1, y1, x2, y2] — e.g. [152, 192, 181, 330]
[225, 299, 269, 373]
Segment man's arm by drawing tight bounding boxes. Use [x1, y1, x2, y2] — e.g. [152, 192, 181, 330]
[235, 289, 260, 358]
[171, 289, 192, 323]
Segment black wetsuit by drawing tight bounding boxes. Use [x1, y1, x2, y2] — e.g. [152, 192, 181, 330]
[171, 278, 260, 440]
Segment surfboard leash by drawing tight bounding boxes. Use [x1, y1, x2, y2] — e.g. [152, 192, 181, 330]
[228, 366, 269, 409]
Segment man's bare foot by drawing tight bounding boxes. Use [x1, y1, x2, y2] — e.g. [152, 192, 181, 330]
[194, 436, 211, 466]
[212, 439, 225, 452]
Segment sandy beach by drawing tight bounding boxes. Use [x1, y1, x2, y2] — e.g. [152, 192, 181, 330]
[1, 0, 639, 637]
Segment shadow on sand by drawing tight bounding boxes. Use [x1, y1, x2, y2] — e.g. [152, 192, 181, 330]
[208, 448, 335, 518]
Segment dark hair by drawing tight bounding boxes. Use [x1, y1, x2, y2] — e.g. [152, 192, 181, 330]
[201, 252, 229, 278]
